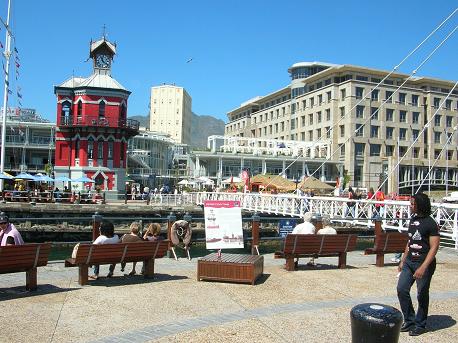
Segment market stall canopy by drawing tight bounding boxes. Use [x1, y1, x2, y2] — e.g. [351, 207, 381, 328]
[299, 176, 334, 191]
[73, 176, 95, 183]
[177, 179, 190, 185]
[249, 174, 296, 192]
[196, 176, 214, 185]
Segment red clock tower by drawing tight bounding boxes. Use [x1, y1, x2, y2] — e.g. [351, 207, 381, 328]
[54, 36, 139, 195]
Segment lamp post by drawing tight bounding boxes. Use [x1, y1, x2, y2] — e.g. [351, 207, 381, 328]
[294, 173, 301, 193]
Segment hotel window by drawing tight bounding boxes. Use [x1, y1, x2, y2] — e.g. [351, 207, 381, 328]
[386, 108, 394, 121]
[301, 116, 306, 126]
[434, 150, 441, 159]
[413, 148, 419, 158]
[355, 87, 364, 99]
[340, 106, 345, 118]
[316, 128, 321, 139]
[386, 127, 394, 140]
[310, 97, 314, 107]
[371, 89, 379, 101]
[276, 109, 279, 118]
[370, 107, 378, 120]
[317, 111, 322, 123]
[423, 148, 428, 159]
[326, 109, 331, 121]
[412, 112, 419, 124]
[370, 144, 381, 156]
[399, 110, 407, 123]
[370, 125, 379, 138]
[412, 129, 419, 140]
[302, 100, 306, 110]
[326, 126, 331, 138]
[281, 122, 284, 131]
[290, 120, 295, 130]
[433, 97, 440, 108]
[318, 95, 323, 105]
[355, 124, 364, 137]
[434, 115, 441, 126]
[326, 91, 332, 102]
[355, 143, 365, 157]
[399, 93, 406, 105]
[400, 128, 407, 140]
[446, 116, 452, 128]
[399, 146, 407, 157]
[339, 143, 345, 156]
[275, 123, 278, 133]
[282, 107, 286, 115]
[385, 91, 393, 102]
[341, 89, 346, 100]
[434, 131, 441, 143]
[411, 94, 419, 106]
[301, 132, 305, 140]
[446, 99, 452, 110]
[356, 105, 364, 118]
[446, 132, 452, 143]
[448, 150, 454, 160]
[386, 145, 394, 156]
[340, 125, 345, 137]
[308, 130, 313, 140]
[309, 113, 313, 125]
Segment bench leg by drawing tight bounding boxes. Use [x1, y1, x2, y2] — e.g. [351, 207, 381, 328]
[376, 253, 385, 267]
[285, 257, 295, 271]
[338, 253, 347, 269]
[79, 265, 89, 285]
[144, 258, 155, 278]
[26, 268, 37, 291]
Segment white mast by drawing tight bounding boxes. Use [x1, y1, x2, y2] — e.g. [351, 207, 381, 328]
[0, 0, 12, 191]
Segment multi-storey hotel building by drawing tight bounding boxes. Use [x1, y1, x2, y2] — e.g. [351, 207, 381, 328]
[149, 85, 192, 145]
[225, 62, 458, 193]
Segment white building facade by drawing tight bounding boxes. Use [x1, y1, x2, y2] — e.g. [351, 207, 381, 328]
[149, 85, 192, 144]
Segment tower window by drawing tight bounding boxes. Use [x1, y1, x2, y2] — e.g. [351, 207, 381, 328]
[61, 101, 71, 120]
[77, 100, 82, 117]
[99, 101, 106, 118]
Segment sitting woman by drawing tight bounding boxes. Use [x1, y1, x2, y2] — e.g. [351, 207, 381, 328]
[143, 223, 163, 241]
[0, 212, 24, 246]
[120, 222, 142, 276]
[91, 221, 120, 279]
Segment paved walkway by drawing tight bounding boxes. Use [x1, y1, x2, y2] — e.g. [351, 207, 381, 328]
[1, 250, 457, 342]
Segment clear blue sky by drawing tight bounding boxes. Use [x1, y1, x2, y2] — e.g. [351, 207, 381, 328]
[3, 1, 458, 123]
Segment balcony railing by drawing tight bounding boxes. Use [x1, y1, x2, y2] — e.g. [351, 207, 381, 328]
[59, 116, 139, 131]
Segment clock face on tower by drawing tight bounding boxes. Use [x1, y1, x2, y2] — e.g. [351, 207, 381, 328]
[95, 54, 111, 68]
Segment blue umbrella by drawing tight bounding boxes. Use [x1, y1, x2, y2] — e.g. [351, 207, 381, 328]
[0, 172, 13, 180]
[15, 172, 36, 180]
[36, 175, 55, 182]
[54, 176, 73, 182]
[73, 176, 95, 183]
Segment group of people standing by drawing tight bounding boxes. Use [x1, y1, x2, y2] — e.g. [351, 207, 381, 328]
[347, 186, 385, 218]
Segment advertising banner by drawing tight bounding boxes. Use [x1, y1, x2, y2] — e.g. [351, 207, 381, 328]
[204, 200, 243, 249]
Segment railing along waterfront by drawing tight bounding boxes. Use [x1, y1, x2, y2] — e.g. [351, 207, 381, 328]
[153, 192, 458, 251]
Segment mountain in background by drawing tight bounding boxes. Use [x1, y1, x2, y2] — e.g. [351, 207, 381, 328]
[128, 113, 225, 149]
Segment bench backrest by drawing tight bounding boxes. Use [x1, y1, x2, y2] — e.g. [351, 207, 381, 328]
[0, 243, 52, 273]
[374, 232, 408, 253]
[73, 240, 169, 265]
[283, 234, 357, 255]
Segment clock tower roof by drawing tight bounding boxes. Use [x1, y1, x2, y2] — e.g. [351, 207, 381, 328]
[89, 37, 116, 58]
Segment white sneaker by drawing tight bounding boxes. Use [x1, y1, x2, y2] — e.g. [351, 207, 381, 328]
[391, 258, 400, 263]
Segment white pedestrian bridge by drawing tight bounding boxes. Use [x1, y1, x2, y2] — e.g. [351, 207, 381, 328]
[152, 192, 458, 251]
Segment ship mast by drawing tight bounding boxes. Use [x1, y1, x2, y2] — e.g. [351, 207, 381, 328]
[0, 0, 12, 191]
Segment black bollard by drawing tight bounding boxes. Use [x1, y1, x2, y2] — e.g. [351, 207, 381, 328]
[350, 303, 403, 343]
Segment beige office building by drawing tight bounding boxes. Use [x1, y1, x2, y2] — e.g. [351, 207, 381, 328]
[150, 85, 192, 144]
[225, 62, 458, 194]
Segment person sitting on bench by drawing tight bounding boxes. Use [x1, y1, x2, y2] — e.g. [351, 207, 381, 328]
[0, 212, 24, 246]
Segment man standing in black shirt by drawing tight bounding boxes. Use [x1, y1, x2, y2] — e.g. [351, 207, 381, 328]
[397, 193, 440, 336]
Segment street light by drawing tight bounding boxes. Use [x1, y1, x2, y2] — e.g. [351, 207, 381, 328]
[294, 173, 301, 193]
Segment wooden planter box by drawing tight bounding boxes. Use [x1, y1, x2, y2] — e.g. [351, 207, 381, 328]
[197, 253, 264, 285]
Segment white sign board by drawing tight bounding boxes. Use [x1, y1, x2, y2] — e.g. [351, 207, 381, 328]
[204, 200, 243, 249]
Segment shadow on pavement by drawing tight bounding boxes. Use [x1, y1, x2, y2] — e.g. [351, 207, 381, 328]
[90, 273, 189, 287]
[0, 284, 77, 301]
[428, 314, 456, 331]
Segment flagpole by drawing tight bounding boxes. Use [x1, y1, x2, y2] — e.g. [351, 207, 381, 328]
[0, 0, 12, 191]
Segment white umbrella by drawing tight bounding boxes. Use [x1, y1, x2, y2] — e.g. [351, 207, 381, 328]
[221, 176, 241, 184]
[178, 179, 190, 185]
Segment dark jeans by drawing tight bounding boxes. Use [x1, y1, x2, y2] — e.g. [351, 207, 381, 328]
[93, 264, 115, 275]
[397, 258, 436, 328]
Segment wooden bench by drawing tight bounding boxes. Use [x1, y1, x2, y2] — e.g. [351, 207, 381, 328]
[275, 234, 357, 271]
[197, 253, 264, 285]
[65, 240, 169, 285]
[364, 232, 408, 267]
[0, 243, 52, 291]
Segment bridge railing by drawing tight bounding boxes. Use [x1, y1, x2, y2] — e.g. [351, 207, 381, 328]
[154, 192, 458, 251]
